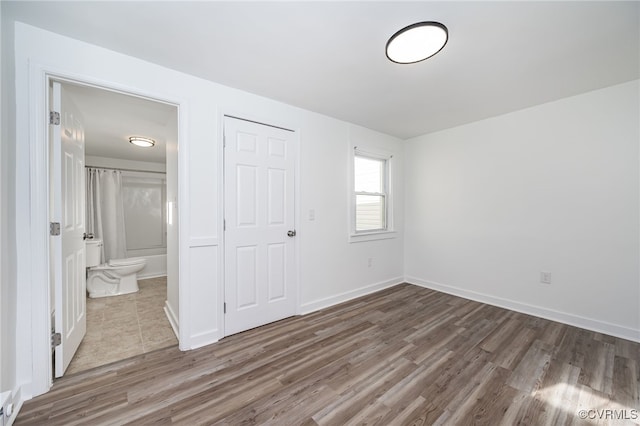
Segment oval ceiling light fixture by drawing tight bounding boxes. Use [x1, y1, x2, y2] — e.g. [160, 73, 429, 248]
[386, 21, 448, 64]
[129, 136, 155, 148]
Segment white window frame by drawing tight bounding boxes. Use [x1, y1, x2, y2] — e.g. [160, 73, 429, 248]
[349, 146, 397, 243]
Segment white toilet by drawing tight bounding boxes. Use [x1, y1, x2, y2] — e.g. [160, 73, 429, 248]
[86, 239, 146, 298]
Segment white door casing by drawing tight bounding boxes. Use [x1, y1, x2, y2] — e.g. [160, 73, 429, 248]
[224, 116, 297, 336]
[51, 81, 87, 377]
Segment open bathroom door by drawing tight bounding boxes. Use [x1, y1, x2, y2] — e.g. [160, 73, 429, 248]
[51, 81, 87, 377]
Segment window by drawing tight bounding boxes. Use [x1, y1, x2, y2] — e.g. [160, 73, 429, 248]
[353, 150, 392, 237]
[122, 173, 167, 256]
[350, 147, 396, 243]
[354, 155, 387, 232]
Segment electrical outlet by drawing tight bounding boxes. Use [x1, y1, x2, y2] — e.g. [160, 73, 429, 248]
[367, 257, 373, 268]
[308, 209, 315, 221]
[540, 271, 552, 284]
[1, 391, 12, 426]
[4, 403, 12, 420]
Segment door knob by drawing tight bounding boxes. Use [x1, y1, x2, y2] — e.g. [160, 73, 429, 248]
[287, 230, 297, 237]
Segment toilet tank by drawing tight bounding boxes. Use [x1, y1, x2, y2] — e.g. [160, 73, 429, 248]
[86, 239, 103, 267]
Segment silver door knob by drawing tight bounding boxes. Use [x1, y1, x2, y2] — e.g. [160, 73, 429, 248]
[287, 230, 297, 237]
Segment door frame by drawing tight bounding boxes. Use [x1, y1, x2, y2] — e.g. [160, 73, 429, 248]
[28, 65, 187, 395]
[219, 111, 302, 337]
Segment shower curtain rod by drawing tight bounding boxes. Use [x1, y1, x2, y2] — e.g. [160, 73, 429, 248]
[85, 165, 166, 174]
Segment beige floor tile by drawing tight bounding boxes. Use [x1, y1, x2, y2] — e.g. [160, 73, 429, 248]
[142, 326, 176, 343]
[143, 339, 178, 352]
[138, 309, 168, 323]
[103, 317, 140, 331]
[66, 276, 177, 376]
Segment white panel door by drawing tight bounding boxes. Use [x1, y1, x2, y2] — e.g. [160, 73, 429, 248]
[51, 82, 87, 377]
[224, 116, 297, 336]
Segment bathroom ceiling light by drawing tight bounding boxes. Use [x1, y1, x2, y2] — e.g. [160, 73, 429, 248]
[386, 21, 448, 64]
[129, 136, 155, 148]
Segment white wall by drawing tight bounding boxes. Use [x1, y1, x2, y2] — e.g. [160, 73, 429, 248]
[10, 22, 404, 399]
[299, 123, 404, 312]
[0, 7, 18, 406]
[405, 80, 640, 341]
[0, 0, 4, 396]
[85, 156, 166, 173]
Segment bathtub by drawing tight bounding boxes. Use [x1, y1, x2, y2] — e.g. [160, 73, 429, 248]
[136, 254, 167, 279]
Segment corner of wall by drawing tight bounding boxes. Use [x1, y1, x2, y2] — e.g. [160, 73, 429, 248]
[1, 9, 18, 403]
[403, 81, 640, 340]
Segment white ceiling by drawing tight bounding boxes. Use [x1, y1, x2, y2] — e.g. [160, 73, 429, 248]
[5, 1, 639, 139]
[63, 83, 176, 164]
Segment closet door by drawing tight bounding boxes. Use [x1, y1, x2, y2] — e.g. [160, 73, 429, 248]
[223, 116, 297, 336]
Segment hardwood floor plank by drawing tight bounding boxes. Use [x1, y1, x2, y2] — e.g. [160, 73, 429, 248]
[612, 355, 639, 409]
[413, 347, 494, 424]
[491, 327, 538, 370]
[531, 361, 581, 426]
[434, 362, 501, 424]
[578, 340, 616, 394]
[313, 357, 416, 425]
[507, 339, 554, 393]
[480, 317, 522, 353]
[380, 394, 426, 425]
[498, 389, 533, 426]
[378, 347, 455, 409]
[16, 283, 640, 425]
[217, 367, 339, 425]
[438, 363, 514, 425]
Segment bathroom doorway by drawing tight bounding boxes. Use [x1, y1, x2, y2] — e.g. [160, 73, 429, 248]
[48, 79, 180, 377]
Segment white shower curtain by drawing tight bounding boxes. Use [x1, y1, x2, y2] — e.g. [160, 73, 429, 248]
[86, 168, 127, 263]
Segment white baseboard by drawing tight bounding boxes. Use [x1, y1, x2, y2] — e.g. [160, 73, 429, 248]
[185, 330, 220, 351]
[300, 277, 404, 315]
[165, 302, 220, 351]
[406, 276, 640, 343]
[139, 272, 168, 280]
[163, 300, 179, 339]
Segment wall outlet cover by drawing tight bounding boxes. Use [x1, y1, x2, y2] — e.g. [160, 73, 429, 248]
[540, 271, 552, 284]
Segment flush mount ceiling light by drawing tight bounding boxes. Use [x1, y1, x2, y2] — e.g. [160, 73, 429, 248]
[129, 136, 155, 148]
[386, 21, 448, 64]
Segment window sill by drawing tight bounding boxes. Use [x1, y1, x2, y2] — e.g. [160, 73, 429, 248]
[349, 230, 397, 244]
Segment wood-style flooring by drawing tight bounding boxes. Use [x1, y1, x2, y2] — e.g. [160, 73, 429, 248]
[16, 283, 640, 425]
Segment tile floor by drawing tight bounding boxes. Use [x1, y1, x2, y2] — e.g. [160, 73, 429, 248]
[65, 276, 178, 375]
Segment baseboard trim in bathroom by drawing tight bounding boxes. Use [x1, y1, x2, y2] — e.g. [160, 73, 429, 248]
[164, 300, 179, 338]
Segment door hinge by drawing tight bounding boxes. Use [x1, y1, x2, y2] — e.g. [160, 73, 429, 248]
[49, 111, 60, 125]
[50, 222, 61, 236]
[223, 302, 226, 314]
[51, 332, 62, 349]
[223, 219, 226, 231]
